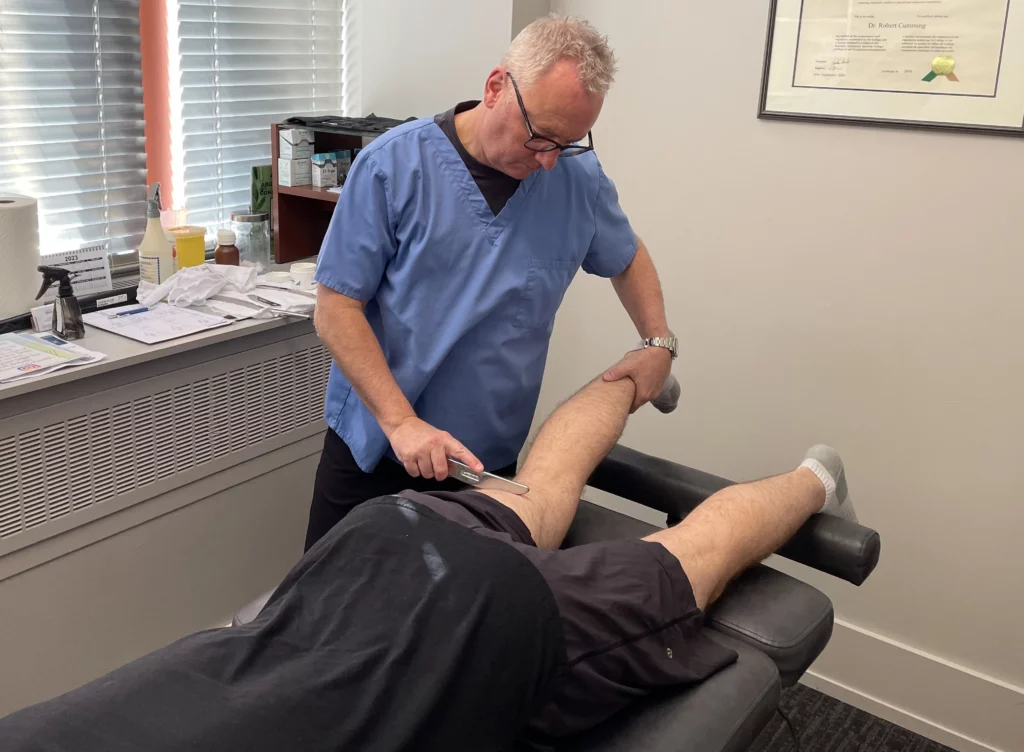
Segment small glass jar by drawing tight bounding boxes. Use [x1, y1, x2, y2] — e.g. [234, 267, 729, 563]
[231, 211, 272, 273]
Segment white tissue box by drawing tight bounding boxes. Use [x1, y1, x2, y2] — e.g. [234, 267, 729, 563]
[31, 305, 51, 332]
[278, 158, 312, 186]
[279, 128, 315, 160]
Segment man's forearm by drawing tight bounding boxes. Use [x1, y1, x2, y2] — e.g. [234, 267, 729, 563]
[314, 297, 415, 435]
[610, 238, 670, 338]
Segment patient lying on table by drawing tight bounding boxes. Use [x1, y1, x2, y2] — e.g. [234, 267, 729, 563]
[0, 370, 858, 751]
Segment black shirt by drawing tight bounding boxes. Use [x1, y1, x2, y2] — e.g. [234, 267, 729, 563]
[435, 100, 522, 216]
[1, 497, 564, 752]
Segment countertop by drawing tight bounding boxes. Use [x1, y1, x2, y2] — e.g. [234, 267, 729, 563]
[0, 258, 320, 403]
[0, 315, 302, 402]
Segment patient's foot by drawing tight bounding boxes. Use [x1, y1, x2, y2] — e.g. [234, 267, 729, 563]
[800, 445, 858, 523]
[650, 374, 681, 414]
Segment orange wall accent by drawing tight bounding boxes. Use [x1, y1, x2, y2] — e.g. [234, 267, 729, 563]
[140, 0, 171, 202]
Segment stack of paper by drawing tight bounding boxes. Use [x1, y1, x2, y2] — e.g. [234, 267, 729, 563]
[0, 332, 106, 384]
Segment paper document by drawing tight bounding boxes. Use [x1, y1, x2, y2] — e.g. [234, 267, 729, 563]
[793, 0, 1010, 97]
[204, 293, 270, 320]
[83, 304, 232, 345]
[252, 285, 316, 308]
[39, 243, 113, 302]
[0, 332, 105, 383]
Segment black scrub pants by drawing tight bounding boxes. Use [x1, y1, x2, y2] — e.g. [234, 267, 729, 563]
[304, 428, 517, 551]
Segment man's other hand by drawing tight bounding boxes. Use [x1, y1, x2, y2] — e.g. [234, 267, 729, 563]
[602, 347, 672, 413]
[387, 416, 484, 480]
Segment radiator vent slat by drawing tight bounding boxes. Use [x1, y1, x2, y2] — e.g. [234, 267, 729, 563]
[0, 343, 328, 544]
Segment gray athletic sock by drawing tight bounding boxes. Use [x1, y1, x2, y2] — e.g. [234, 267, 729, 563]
[800, 445, 858, 523]
[651, 374, 680, 414]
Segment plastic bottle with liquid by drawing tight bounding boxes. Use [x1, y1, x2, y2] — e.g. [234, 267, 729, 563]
[138, 184, 176, 285]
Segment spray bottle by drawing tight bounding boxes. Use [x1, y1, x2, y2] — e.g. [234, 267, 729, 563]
[35, 265, 85, 340]
[138, 183, 176, 285]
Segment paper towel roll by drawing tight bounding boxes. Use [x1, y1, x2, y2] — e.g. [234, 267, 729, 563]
[0, 195, 41, 320]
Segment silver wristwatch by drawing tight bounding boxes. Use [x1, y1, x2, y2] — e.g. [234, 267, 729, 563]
[641, 335, 678, 360]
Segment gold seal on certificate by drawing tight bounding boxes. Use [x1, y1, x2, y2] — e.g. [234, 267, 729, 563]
[760, 0, 1024, 135]
[924, 56, 958, 82]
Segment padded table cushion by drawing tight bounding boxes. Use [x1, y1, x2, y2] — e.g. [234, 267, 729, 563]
[706, 566, 833, 687]
[548, 632, 780, 752]
[560, 498, 661, 546]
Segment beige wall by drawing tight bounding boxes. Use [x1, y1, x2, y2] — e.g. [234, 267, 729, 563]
[512, 0, 550, 37]
[347, 0, 513, 119]
[546, 1, 1024, 749]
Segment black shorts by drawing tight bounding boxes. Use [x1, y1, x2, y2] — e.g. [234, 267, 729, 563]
[400, 490, 738, 738]
[305, 429, 517, 551]
[0, 497, 565, 752]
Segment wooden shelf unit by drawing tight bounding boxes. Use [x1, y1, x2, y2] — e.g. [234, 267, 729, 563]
[271, 123, 362, 263]
[277, 184, 341, 203]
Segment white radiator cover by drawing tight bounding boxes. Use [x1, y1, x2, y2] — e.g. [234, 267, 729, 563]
[0, 343, 331, 545]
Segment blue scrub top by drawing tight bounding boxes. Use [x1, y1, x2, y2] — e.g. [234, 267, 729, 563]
[315, 117, 637, 473]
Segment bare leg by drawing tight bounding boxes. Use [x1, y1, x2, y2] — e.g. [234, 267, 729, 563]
[480, 377, 636, 548]
[478, 370, 847, 613]
[645, 468, 824, 609]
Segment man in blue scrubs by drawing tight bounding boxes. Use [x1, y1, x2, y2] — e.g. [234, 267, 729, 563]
[307, 16, 676, 549]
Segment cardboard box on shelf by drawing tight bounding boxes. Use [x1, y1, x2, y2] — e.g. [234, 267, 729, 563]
[278, 157, 312, 186]
[311, 153, 338, 188]
[334, 150, 352, 183]
[279, 128, 315, 160]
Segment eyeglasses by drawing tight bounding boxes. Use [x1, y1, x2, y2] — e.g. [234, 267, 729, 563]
[507, 72, 594, 158]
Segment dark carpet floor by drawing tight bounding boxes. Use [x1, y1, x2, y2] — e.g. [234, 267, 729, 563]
[750, 684, 956, 752]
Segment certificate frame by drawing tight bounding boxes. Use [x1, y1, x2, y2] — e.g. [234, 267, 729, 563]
[758, 0, 1024, 137]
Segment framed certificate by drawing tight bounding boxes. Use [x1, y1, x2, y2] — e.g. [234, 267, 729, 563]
[759, 0, 1024, 136]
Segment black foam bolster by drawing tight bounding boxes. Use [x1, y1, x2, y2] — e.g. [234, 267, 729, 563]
[587, 444, 880, 586]
[777, 514, 880, 586]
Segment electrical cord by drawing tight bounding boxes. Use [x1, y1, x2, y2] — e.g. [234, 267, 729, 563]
[776, 704, 802, 752]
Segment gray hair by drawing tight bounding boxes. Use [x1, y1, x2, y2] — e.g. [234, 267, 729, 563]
[502, 14, 617, 95]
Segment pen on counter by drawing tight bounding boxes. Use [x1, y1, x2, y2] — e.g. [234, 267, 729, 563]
[108, 306, 149, 318]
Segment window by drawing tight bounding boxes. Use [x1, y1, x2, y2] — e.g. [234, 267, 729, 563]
[0, 0, 148, 263]
[171, 0, 346, 240]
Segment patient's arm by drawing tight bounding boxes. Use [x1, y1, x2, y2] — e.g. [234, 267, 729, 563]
[481, 376, 636, 548]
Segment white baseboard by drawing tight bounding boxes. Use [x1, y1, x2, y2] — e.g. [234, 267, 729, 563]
[803, 620, 1024, 752]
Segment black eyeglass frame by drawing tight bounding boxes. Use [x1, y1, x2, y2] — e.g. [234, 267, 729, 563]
[506, 71, 594, 157]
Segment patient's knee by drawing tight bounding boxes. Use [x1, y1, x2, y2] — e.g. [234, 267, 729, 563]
[644, 525, 727, 611]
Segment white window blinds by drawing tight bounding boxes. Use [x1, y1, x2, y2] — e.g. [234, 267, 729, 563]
[173, 0, 345, 237]
[0, 0, 147, 259]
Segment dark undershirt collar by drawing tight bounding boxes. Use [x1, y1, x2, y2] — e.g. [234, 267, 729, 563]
[434, 100, 521, 216]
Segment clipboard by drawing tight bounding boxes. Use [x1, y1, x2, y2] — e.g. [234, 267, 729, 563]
[83, 303, 232, 345]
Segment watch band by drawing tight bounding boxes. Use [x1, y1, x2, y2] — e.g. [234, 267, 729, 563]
[641, 335, 678, 360]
